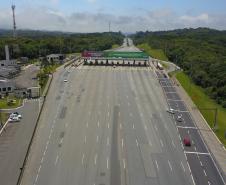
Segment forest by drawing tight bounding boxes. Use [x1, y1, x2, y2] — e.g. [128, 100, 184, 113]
[132, 28, 226, 107]
[0, 30, 124, 60]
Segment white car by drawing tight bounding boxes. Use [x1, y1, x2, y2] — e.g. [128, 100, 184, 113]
[64, 79, 68, 82]
[167, 108, 175, 114]
[177, 115, 183, 122]
[8, 116, 20, 122]
[10, 112, 22, 119]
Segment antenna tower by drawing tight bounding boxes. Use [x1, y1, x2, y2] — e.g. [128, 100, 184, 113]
[11, 4, 16, 38]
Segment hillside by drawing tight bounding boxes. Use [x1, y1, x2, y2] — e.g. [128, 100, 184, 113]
[132, 28, 226, 108]
[0, 30, 124, 59]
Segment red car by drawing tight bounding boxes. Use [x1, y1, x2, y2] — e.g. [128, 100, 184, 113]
[183, 137, 191, 146]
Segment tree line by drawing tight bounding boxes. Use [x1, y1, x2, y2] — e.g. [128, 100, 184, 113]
[0, 30, 124, 60]
[132, 28, 226, 108]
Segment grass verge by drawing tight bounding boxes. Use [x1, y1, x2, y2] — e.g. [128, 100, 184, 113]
[112, 44, 120, 49]
[175, 71, 226, 146]
[0, 112, 10, 126]
[137, 43, 168, 61]
[0, 97, 22, 109]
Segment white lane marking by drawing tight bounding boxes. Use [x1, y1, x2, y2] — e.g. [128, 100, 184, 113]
[155, 160, 159, 170]
[97, 121, 100, 128]
[208, 181, 211, 185]
[203, 169, 207, 176]
[108, 112, 110, 117]
[120, 123, 122, 130]
[118, 112, 121, 117]
[154, 125, 158, 131]
[43, 149, 46, 156]
[65, 122, 68, 128]
[60, 137, 64, 143]
[133, 124, 135, 129]
[144, 124, 147, 130]
[94, 154, 97, 165]
[96, 135, 99, 143]
[84, 136, 87, 144]
[181, 161, 185, 172]
[160, 139, 164, 147]
[41, 157, 44, 164]
[55, 155, 59, 165]
[200, 161, 203, 166]
[123, 159, 126, 169]
[128, 102, 130, 106]
[107, 137, 110, 146]
[172, 140, 176, 148]
[38, 165, 42, 173]
[121, 139, 124, 148]
[107, 158, 109, 169]
[176, 126, 197, 129]
[168, 160, 172, 171]
[167, 99, 183, 101]
[86, 122, 89, 128]
[82, 154, 85, 165]
[126, 95, 129, 99]
[149, 139, 153, 146]
[184, 151, 210, 155]
[136, 139, 139, 147]
[89, 111, 91, 115]
[35, 174, 39, 183]
[108, 123, 110, 129]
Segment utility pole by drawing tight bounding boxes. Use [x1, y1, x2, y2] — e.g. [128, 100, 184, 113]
[109, 21, 111, 33]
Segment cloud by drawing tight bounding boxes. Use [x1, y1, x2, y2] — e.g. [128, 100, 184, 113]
[180, 13, 209, 22]
[0, 6, 226, 33]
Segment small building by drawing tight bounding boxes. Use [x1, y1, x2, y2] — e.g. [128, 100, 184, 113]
[0, 59, 17, 67]
[0, 79, 15, 95]
[46, 54, 65, 64]
[0, 45, 18, 67]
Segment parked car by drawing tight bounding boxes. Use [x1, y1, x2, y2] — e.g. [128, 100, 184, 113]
[183, 137, 191, 146]
[177, 115, 183, 122]
[10, 112, 22, 119]
[167, 108, 175, 114]
[8, 116, 20, 122]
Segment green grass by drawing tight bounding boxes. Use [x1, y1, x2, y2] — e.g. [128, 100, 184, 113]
[0, 113, 9, 125]
[112, 44, 120, 49]
[175, 71, 226, 146]
[0, 97, 22, 109]
[137, 43, 168, 61]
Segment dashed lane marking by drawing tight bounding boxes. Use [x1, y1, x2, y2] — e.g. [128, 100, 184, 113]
[184, 151, 210, 155]
[168, 160, 173, 171]
[155, 160, 159, 171]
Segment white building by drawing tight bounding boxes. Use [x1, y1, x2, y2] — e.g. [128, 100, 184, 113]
[46, 54, 65, 64]
[0, 79, 15, 94]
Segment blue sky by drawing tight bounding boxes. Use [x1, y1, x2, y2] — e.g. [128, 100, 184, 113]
[1, 0, 226, 32]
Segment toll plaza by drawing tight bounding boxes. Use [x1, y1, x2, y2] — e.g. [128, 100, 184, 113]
[82, 51, 150, 67]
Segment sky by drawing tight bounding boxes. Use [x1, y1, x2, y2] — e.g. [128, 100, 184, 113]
[0, 0, 226, 33]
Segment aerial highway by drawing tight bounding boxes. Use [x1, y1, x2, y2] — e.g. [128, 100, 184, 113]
[20, 42, 225, 185]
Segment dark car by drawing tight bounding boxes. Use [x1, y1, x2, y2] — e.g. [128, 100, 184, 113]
[183, 137, 191, 146]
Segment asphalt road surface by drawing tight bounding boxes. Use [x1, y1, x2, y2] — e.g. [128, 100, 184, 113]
[0, 99, 40, 185]
[21, 65, 196, 185]
[156, 70, 225, 185]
